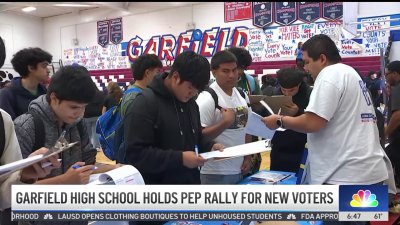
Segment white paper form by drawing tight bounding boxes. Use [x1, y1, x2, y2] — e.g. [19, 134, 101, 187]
[0, 142, 78, 179]
[245, 111, 280, 139]
[199, 140, 271, 160]
[88, 165, 145, 185]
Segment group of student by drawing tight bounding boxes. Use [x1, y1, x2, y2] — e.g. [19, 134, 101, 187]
[0, 33, 399, 225]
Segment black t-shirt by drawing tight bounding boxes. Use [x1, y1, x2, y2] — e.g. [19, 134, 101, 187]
[389, 82, 400, 141]
[103, 94, 119, 111]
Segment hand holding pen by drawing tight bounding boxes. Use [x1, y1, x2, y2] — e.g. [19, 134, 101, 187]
[62, 162, 96, 184]
[195, 145, 201, 171]
[182, 148, 205, 169]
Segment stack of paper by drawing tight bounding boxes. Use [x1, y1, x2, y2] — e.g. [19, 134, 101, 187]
[249, 171, 292, 184]
[88, 165, 145, 185]
[0, 142, 78, 179]
[200, 140, 271, 160]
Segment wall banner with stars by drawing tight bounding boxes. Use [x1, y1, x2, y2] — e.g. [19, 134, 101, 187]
[275, 2, 296, 26]
[252, 2, 273, 29]
[110, 17, 123, 45]
[97, 20, 110, 48]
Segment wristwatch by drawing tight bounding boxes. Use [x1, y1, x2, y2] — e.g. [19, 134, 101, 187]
[276, 116, 284, 128]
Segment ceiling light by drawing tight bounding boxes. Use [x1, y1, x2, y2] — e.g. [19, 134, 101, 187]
[22, 6, 37, 12]
[53, 4, 93, 7]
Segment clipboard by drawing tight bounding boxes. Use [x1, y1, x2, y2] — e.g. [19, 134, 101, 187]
[0, 142, 78, 179]
[263, 95, 293, 114]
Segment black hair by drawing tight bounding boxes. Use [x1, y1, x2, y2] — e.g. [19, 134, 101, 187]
[301, 34, 341, 64]
[387, 61, 400, 73]
[227, 46, 252, 69]
[266, 77, 277, 86]
[0, 37, 5, 68]
[368, 70, 376, 77]
[277, 67, 304, 88]
[11, 47, 53, 77]
[170, 51, 210, 92]
[210, 50, 237, 70]
[131, 54, 162, 80]
[46, 65, 97, 103]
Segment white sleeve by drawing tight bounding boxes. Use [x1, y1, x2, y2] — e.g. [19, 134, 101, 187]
[0, 110, 23, 209]
[305, 79, 340, 121]
[196, 91, 217, 127]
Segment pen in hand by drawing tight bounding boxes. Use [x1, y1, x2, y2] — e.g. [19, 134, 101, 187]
[277, 107, 281, 115]
[195, 145, 200, 171]
[72, 165, 98, 170]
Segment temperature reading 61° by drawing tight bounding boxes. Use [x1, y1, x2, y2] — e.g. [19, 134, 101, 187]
[374, 213, 383, 219]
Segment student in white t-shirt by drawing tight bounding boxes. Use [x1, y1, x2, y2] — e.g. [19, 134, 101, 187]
[262, 34, 394, 184]
[196, 50, 252, 184]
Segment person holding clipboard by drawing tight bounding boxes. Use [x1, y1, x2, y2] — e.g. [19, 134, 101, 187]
[268, 67, 312, 173]
[262, 36, 395, 223]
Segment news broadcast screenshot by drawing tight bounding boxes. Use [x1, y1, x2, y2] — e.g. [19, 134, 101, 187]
[10, 184, 389, 223]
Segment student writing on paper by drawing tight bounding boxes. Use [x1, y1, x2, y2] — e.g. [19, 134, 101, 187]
[123, 52, 222, 186]
[14, 66, 119, 191]
[261, 35, 396, 218]
[0, 109, 61, 210]
[268, 68, 312, 173]
[196, 50, 252, 184]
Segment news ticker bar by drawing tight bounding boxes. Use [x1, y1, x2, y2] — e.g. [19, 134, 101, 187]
[11, 211, 387, 221]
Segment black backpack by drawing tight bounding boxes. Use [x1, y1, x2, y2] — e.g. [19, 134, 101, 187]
[205, 87, 248, 110]
[27, 112, 84, 152]
[0, 112, 4, 158]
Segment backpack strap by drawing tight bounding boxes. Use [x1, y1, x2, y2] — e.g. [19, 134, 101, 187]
[245, 73, 256, 94]
[205, 87, 250, 110]
[205, 87, 222, 110]
[76, 120, 85, 139]
[0, 112, 4, 158]
[27, 112, 45, 151]
[236, 87, 251, 108]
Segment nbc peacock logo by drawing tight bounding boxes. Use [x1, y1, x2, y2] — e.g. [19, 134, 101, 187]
[350, 190, 379, 207]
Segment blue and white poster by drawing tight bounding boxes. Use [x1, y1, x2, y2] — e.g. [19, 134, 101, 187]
[323, 2, 343, 21]
[298, 2, 321, 23]
[252, 2, 273, 29]
[97, 20, 110, 47]
[275, 2, 296, 26]
[110, 18, 123, 45]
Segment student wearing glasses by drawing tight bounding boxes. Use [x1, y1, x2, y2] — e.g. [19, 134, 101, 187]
[0, 47, 52, 120]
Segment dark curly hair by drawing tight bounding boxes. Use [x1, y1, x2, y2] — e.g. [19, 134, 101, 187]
[227, 47, 252, 69]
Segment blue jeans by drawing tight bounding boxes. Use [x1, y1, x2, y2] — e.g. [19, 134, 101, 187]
[200, 174, 243, 184]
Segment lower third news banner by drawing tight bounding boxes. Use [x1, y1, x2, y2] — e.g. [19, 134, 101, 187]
[11, 185, 387, 222]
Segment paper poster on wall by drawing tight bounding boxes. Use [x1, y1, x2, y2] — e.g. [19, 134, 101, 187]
[224, 2, 252, 23]
[97, 20, 110, 47]
[110, 18, 123, 45]
[252, 2, 273, 29]
[359, 16, 390, 55]
[275, 2, 296, 26]
[298, 2, 321, 23]
[248, 28, 266, 62]
[322, 2, 343, 21]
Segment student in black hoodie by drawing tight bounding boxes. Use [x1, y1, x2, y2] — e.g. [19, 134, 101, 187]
[269, 67, 312, 173]
[123, 51, 221, 187]
[0, 47, 52, 120]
